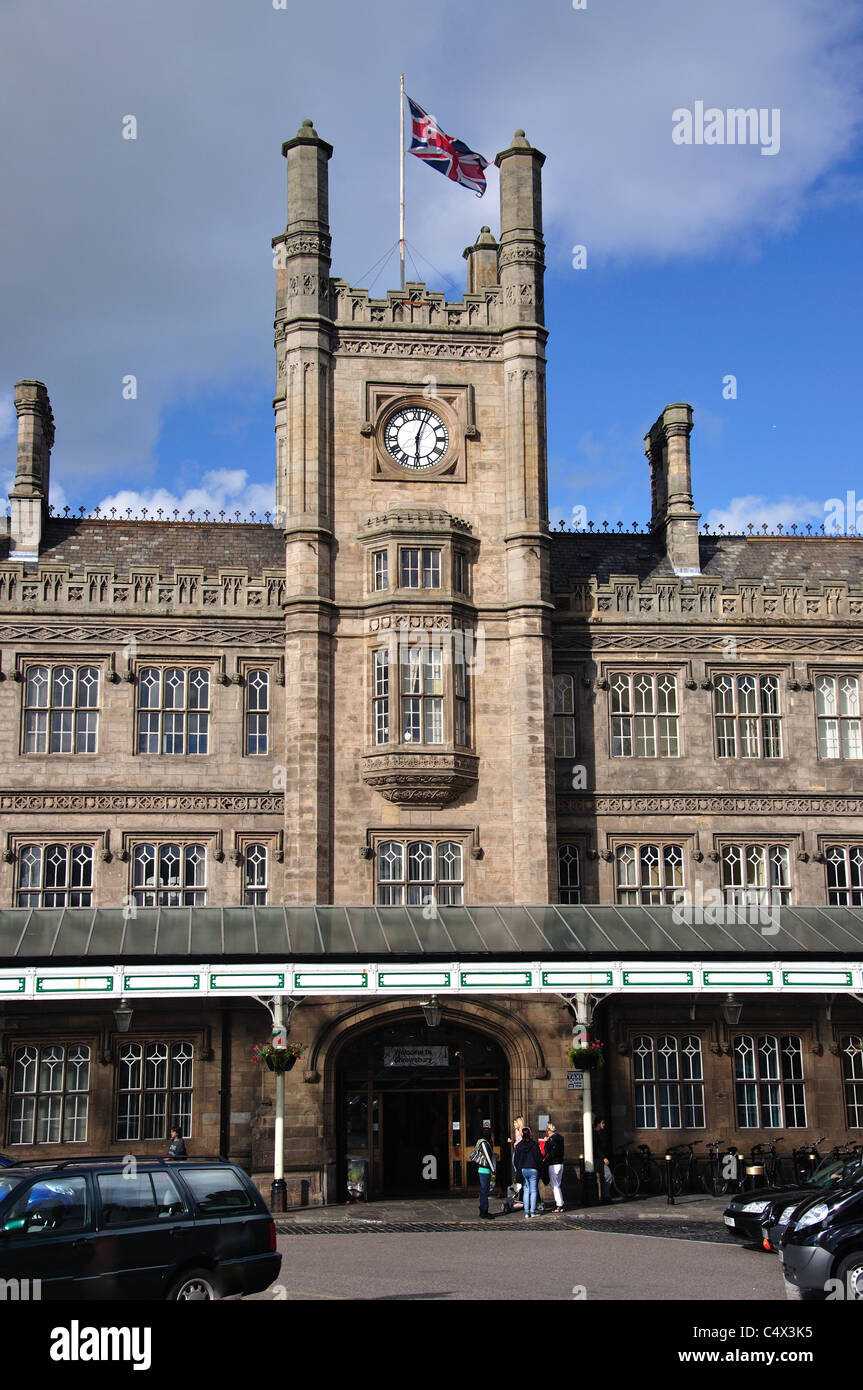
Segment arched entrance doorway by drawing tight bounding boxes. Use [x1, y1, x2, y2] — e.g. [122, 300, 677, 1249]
[336, 1015, 509, 1199]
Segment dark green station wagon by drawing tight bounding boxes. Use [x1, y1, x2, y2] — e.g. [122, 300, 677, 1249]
[0, 1157, 281, 1300]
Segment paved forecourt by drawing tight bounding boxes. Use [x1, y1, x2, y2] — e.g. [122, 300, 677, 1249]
[248, 1226, 787, 1301]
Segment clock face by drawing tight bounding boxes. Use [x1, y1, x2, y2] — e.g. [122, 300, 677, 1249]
[383, 407, 449, 470]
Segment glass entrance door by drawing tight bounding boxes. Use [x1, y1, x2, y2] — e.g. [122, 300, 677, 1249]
[338, 1019, 507, 1200]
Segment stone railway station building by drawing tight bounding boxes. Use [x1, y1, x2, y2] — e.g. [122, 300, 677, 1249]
[1, 122, 862, 1203]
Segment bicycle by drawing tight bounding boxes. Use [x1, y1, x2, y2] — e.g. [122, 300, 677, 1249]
[611, 1144, 665, 1198]
[747, 1138, 784, 1190]
[701, 1140, 728, 1196]
[667, 1142, 702, 1195]
[791, 1136, 827, 1184]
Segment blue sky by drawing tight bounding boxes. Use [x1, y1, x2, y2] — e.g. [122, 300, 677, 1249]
[1, 0, 861, 534]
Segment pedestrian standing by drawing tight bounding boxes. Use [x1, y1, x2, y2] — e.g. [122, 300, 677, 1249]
[473, 1130, 496, 1219]
[593, 1115, 612, 1203]
[544, 1122, 565, 1213]
[168, 1127, 187, 1160]
[508, 1116, 525, 1208]
[513, 1125, 544, 1219]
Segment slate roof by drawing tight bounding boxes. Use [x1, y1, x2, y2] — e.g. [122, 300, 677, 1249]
[0, 519, 285, 575]
[2, 520, 862, 591]
[549, 533, 863, 590]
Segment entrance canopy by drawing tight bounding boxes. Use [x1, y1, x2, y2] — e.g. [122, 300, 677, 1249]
[0, 905, 861, 1001]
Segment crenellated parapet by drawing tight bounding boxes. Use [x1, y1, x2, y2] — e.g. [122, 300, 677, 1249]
[553, 571, 863, 624]
[0, 564, 286, 613]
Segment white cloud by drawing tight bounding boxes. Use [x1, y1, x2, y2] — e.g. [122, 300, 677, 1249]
[704, 494, 824, 532]
[0, 0, 860, 495]
[95, 469, 275, 521]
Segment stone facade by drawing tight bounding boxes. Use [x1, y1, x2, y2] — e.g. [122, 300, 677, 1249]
[1, 121, 862, 1199]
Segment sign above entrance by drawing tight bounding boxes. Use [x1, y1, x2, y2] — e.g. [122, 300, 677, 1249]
[384, 1045, 449, 1067]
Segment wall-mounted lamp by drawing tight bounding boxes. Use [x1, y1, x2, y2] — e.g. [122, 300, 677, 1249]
[420, 996, 442, 1028]
[113, 998, 134, 1033]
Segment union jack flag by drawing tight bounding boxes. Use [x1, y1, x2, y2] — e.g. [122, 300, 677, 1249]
[406, 96, 489, 197]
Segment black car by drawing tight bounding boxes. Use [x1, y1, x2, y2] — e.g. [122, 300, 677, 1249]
[723, 1156, 863, 1248]
[779, 1178, 863, 1300]
[0, 1157, 281, 1300]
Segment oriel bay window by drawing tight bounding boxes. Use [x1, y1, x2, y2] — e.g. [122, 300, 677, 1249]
[377, 839, 464, 905]
[632, 1035, 705, 1130]
[734, 1034, 806, 1128]
[400, 547, 441, 589]
[371, 638, 470, 748]
[137, 666, 210, 754]
[23, 664, 100, 753]
[17, 843, 94, 907]
[132, 843, 206, 906]
[116, 1041, 194, 1142]
[10, 1044, 90, 1144]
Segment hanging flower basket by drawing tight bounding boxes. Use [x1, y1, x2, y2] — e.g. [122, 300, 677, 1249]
[567, 1039, 604, 1070]
[253, 1042, 306, 1074]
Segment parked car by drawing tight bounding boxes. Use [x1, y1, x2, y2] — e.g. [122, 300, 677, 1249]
[760, 1156, 863, 1251]
[0, 1157, 281, 1300]
[723, 1154, 863, 1249]
[0, 1154, 15, 1168]
[778, 1178, 863, 1300]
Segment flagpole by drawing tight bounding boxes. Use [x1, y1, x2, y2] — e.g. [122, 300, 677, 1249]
[399, 72, 406, 290]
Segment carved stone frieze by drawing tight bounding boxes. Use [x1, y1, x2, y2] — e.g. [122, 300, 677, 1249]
[368, 613, 470, 633]
[557, 792, 863, 816]
[275, 233, 331, 259]
[498, 245, 545, 269]
[0, 792, 285, 813]
[337, 337, 501, 360]
[0, 623, 284, 646]
[554, 630, 863, 654]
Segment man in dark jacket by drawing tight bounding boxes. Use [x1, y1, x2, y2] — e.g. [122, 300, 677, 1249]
[593, 1116, 612, 1202]
[513, 1126, 544, 1219]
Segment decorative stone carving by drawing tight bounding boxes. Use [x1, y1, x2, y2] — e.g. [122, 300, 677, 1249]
[0, 623, 284, 646]
[557, 792, 863, 816]
[338, 337, 501, 360]
[0, 792, 284, 813]
[361, 750, 479, 806]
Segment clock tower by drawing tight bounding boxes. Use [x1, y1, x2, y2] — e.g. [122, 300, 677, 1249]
[273, 121, 556, 906]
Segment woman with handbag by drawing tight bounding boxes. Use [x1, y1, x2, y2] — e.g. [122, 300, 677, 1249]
[470, 1130, 496, 1219]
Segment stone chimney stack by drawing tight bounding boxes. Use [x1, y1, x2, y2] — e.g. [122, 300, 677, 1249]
[9, 379, 54, 560]
[462, 225, 499, 295]
[644, 402, 701, 575]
